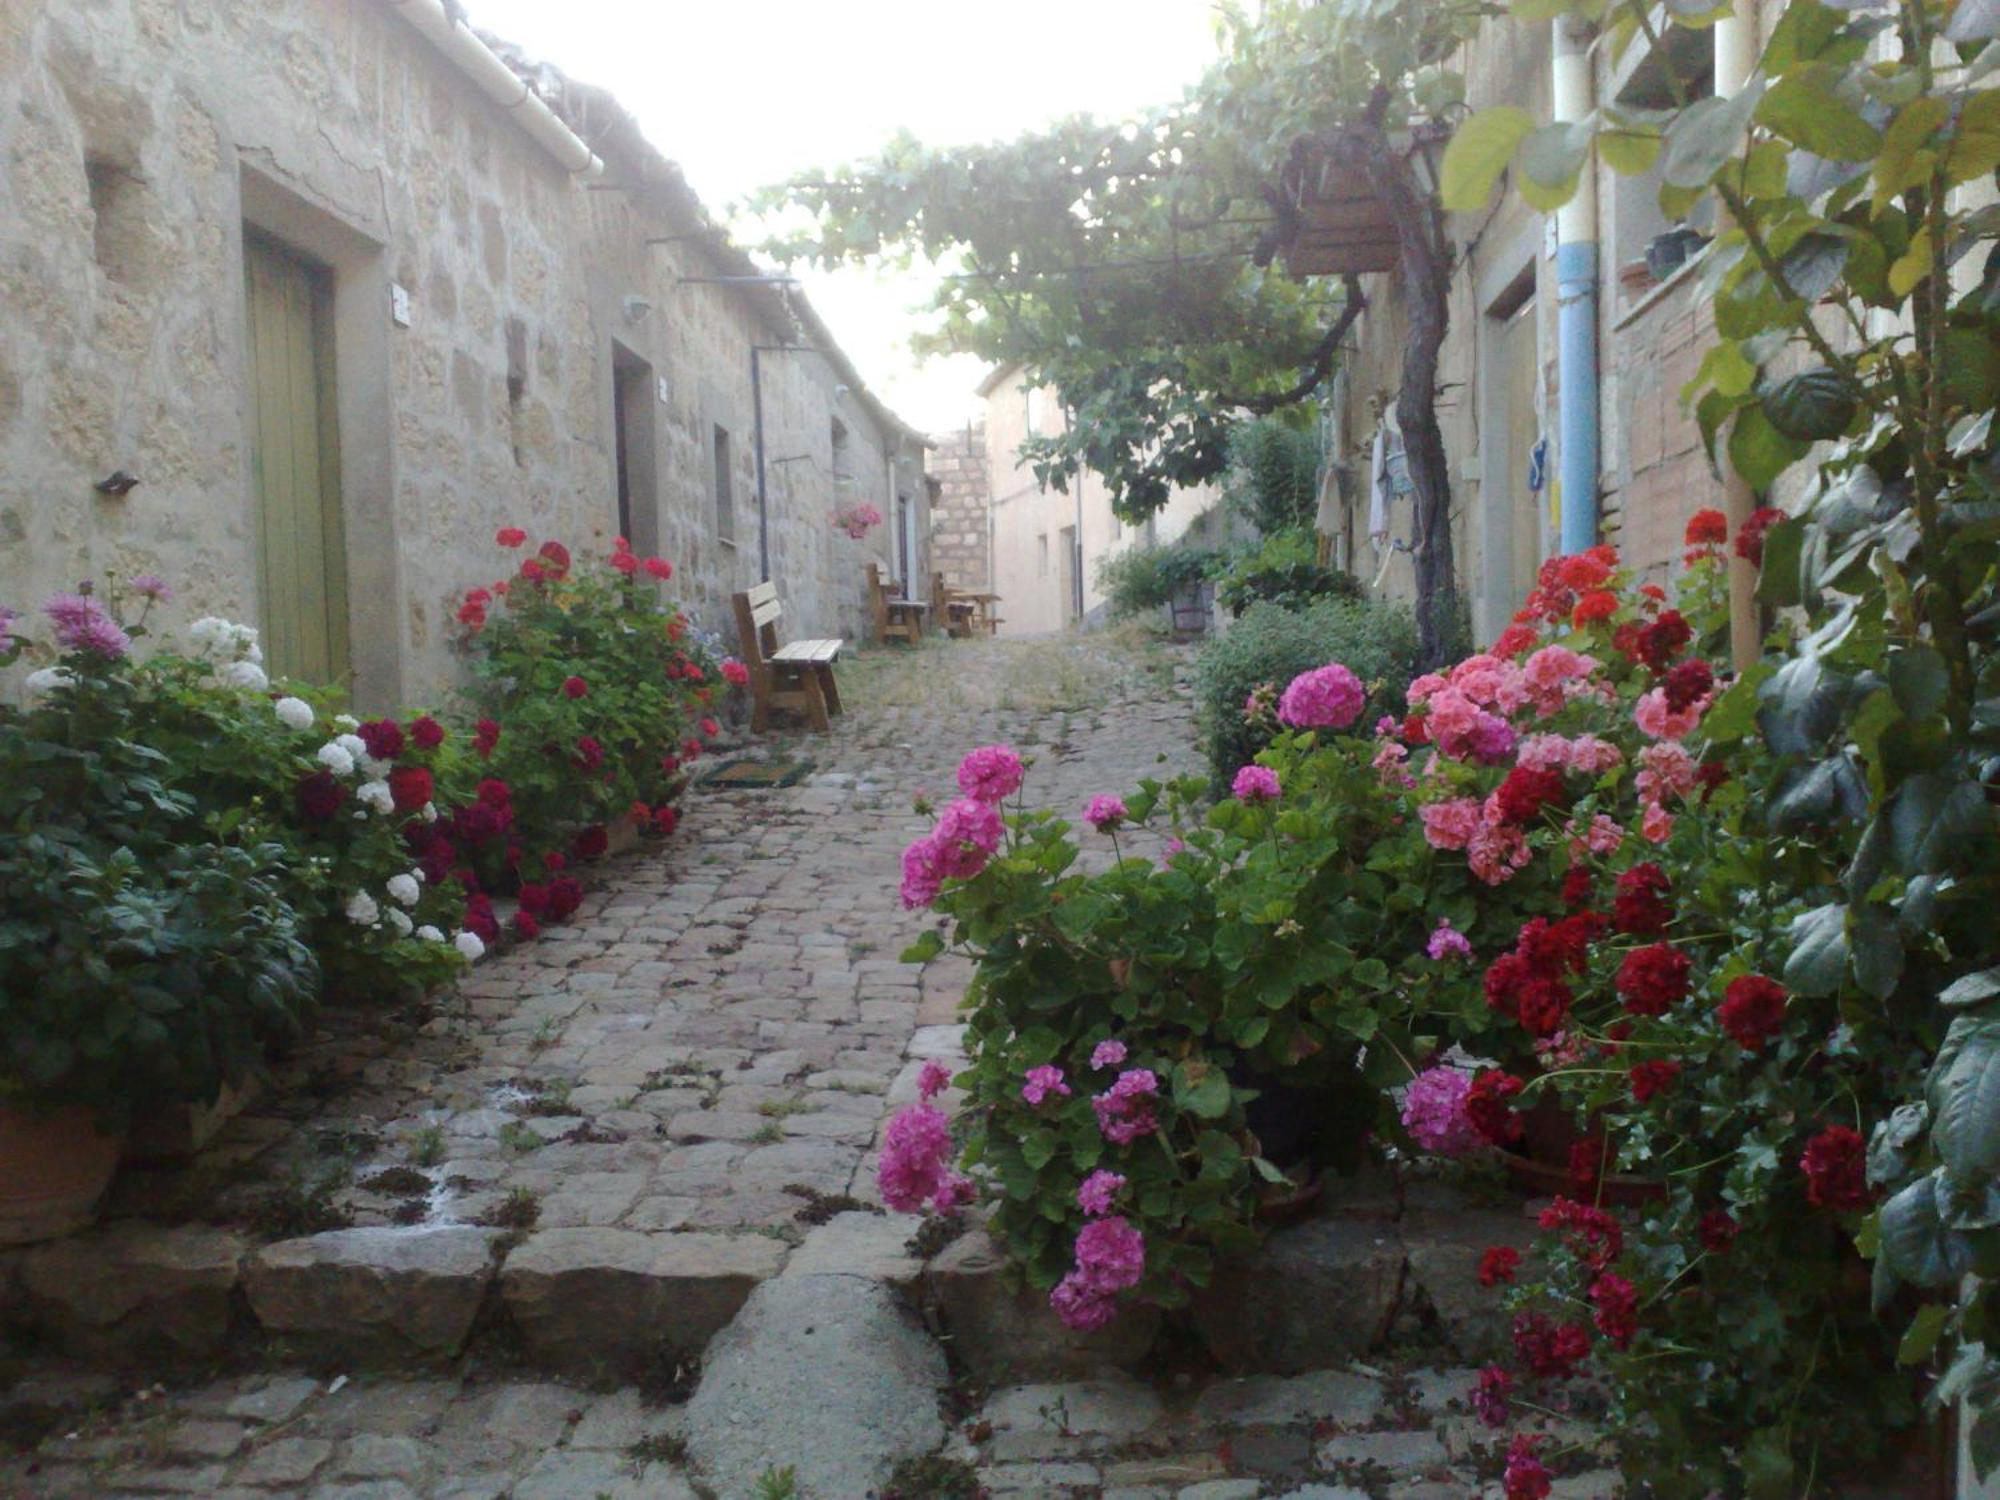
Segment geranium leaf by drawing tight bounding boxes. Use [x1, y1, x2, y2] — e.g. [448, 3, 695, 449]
[1879, 1175, 1978, 1289]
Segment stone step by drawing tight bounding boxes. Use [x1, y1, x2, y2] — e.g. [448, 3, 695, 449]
[0, 1218, 789, 1376]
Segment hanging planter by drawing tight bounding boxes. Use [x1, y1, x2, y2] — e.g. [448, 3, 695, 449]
[0, 1104, 124, 1246]
[1272, 140, 1402, 276]
[831, 502, 883, 541]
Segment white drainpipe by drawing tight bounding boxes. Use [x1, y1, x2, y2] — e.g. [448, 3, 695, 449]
[376, 0, 605, 180]
[1714, 0, 1761, 669]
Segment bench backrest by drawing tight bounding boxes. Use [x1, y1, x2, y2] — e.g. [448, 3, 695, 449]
[732, 582, 785, 684]
[866, 562, 890, 638]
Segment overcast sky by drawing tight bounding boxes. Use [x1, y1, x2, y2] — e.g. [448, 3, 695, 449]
[460, 0, 1227, 432]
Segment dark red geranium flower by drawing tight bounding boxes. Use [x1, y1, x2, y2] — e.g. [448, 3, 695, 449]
[1698, 1208, 1739, 1253]
[1685, 508, 1729, 546]
[1512, 1311, 1592, 1379]
[537, 540, 572, 576]
[496, 526, 528, 548]
[1589, 1271, 1639, 1349]
[409, 715, 445, 750]
[457, 599, 487, 629]
[574, 735, 605, 771]
[388, 764, 433, 814]
[1402, 712, 1431, 745]
[1492, 623, 1538, 660]
[547, 877, 584, 921]
[516, 882, 552, 917]
[1561, 866, 1594, 909]
[474, 717, 501, 759]
[513, 910, 542, 941]
[1569, 1137, 1607, 1193]
[1801, 1124, 1872, 1212]
[1478, 1245, 1522, 1287]
[1634, 610, 1693, 672]
[1737, 506, 1787, 567]
[1495, 766, 1568, 825]
[1505, 1434, 1553, 1500]
[1472, 1366, 1512, 1428]
[1629, 1059, 1681, 1102]
[357, 719, 405, 761]
[1539, 1196, 1624, 1269]
[520, 558, 547, 583]
[477, 777, 512, 808]
[1661, 658, 1715, 713]
[1718, 974, 1788, 1051]
[1517, 977, 1572, 1036]
[463, 893, 499, 942]
[653, 805, 680, 836]
[1695, 761, 1731, 803]
[296, 769, 346, 823]
[572, 824, 609, 860]
[561, 675, 589, 699]
[1466, 1070, 1526, 1147]
[1616, 942, 1691, 1016]
[1613, 863, 1673, 935]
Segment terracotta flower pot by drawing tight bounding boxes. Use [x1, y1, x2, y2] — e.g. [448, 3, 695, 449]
[0, 1103, 124, 1245]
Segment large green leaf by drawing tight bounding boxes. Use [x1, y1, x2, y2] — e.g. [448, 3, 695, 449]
[1785, 902, 1851, 997]
[1936, 1017, 2000, 1181]
[1888, 773, 1990, 874]
[1439, 107, 1537, 211]
[1731, 404, 1812, 489]
[1662, 82, 1767, 187]
[1763, 368, 1858, 442]
[1878, 1174, 1977, 1289]
[1756, 72, 1883, 160]
[1171, 1058, 1233, 1120]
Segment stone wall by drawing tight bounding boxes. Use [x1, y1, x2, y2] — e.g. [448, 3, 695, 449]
[0, 0, 925, 708]
[928, 421, 989, 593]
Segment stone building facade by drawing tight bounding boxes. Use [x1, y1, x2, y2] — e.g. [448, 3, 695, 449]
[1299, 5, 1781, 644]
[0, 0, 928, 710]
[927, 420, 990, 595]
[978, 364, 1221, 637]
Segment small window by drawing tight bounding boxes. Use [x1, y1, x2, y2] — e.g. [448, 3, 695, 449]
[86, 156, 146, 285]
[831, 417, 851, 484]
[1037, 534, 1049, 576]
[713, 424, 735, 546]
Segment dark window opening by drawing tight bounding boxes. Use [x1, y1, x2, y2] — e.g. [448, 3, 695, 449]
[713, 424, 735, 546]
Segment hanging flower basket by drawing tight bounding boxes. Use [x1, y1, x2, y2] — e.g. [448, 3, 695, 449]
[832, 502, 883, 541]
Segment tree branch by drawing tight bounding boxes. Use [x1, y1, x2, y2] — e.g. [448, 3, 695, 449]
[1226, 276, 1367, 414]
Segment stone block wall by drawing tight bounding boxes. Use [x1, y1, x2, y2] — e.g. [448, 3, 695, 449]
[0, 0, 923, 708]
[929, 420, 989, 593]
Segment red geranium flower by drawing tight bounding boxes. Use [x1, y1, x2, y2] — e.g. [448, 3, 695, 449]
[1589, 1272, 1639, 1349]
[1495, 766, 1567, 825]
[496, 527, 527, 548]
[1512, 1311, 1591, 1379]
[721, 658, 751, 686]
[1466, 1070, 1525, 1147]
[474, 718, 501, 759]
[1737, 506, 1787, 567]
[653, 805, 680, 836]
[520, 558, 547, 582]
[1491, 623, 1538, 660]
[574, 736, 604, 771]
[1698, 1208, 1738, 1252]
[538, 540, 571, 576]
[358, 719, 405, 761]
[512, 910, 541, 941]
[1504, 1434, 1553, 1500]
[1555, 552, 1614, 592]
[388, 765, 433, 813]
[516, 882, 552, 917]
[1540, 1196, 1624, 1269]
[699, 716, 720, 739]
[296, 769, 346, 823]
[476, 777, 512, 808]
[609, 549, 638, 575]
[547, 877, 584, 921]
[572, 824, 609, 860]
[1616, 942, 1691, 1016]
[1572, 589, 1618, 627]
[462, 893, 499, 942]
[643, 557, 673, 580]
[562, 675, 588, 699]
[1478, 1245, 1521, 1286]
[457, 599, 488, 629]
[1634, 610, 1693, 672]
[1629, 1059, 1681, 1102]
[1801, 1124, 1871, 1212]
[1661, 658, 1714, 713]
[1685, 508, 1729, 546]
[1613, 863, 1673, 934]
[409, 715, 445, 750]
[1718, 974, 1787, 1051]
[1560, 866, 1594, 909]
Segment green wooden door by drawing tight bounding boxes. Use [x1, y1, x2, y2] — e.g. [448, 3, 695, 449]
[244, 232, 349, 686]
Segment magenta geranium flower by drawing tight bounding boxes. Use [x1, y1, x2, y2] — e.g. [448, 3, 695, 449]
[957, 744, 1024, 803]
[1277, 662, 1365, 729]
[1083, 794, 1127, 831]
[1021, 1065, 1071, 1105]
[1231, 764, 1280, 802]
[1076, 1169, 1126, 1216]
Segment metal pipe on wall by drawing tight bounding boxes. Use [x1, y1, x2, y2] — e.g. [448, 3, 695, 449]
[1553, 15, 1601, 556]
[1715, 0, 1763, 670]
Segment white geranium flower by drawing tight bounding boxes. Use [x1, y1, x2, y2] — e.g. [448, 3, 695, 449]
[334, 713, 359, 731]
[316, 742, 355, 776]
[454, 930, 486, 961]
[416, 925, 445, 943]
[219, 660, 268, 691]
[385, 907, 414, 937]
[421, 802, 438, 823]
[274, 696, 315, 731]
[345, 892, 380, 926]
[187, 616, 226, 645]
[23, 667, 75, 696]
[359, 755, 392, 781]
[336, 733, 368, 762]
[356, 780, 394, 815]
[386, 873, 422, 908]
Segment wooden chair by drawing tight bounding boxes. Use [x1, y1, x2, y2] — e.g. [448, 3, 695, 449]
[731, 581, 845, 732]
[934, 570, 978, 639]
[867, 562, 926, 645]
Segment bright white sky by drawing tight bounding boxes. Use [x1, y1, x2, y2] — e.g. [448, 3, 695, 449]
[460, 0, 1228, 432]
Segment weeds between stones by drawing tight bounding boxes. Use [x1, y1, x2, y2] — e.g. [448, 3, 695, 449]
[478, 1187, 541, 1232]
[882, 1453, 981, 1499]
[905, 1214, 969, 1260]
[628, 1431, 688, 1469]
[407, 1125, 446, 1167]
[781, 1184, 881, 1225]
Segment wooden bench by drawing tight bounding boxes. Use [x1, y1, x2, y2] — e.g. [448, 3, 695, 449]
[731, 581, 845, 732]
[933, 570, 980, 639]
[868, 562, 927, 645]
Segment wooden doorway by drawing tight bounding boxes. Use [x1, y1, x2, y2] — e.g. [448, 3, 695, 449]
[244, 231, 349, 685]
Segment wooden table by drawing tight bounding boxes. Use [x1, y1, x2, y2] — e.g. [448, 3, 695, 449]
[963, 593, 1003, 635]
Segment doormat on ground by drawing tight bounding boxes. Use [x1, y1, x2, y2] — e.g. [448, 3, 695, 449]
[698, 756, 815, 789]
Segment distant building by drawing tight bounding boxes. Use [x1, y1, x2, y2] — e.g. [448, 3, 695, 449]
[974, 363, 1220, 636]
[0, 0, 928, 706]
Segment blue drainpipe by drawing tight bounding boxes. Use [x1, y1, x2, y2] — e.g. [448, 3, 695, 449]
[1554, 17, 1600, 555]
[1556, 241, 1599, 554]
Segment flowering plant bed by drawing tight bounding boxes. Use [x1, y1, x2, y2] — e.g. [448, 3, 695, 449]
[887, 521, 1933, 1491]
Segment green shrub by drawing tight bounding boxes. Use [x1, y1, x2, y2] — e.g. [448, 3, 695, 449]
[1193, 596, 1417, 787]
[1211, 528, 1358, 615]
[1094, 541, 1220, 620]
[1223, 418, 1320, 536]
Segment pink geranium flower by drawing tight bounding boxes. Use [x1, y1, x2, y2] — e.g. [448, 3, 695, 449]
[1076, 1169, 1126, 1216]
[1084, 794, 1128, 831]
[1022, 1065, 1071, 1105]
[1277, 662, 1366, 729]
[957, 744, 1025, 803]
[1232, 765, 1281, 802]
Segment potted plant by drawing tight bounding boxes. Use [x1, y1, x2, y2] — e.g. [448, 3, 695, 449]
[0, 592, 319, 1242]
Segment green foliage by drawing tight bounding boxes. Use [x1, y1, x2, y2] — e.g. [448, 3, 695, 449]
[1224, 418, 1322, 536]
[761, 0, 1488, 521]
[1210, 528, 1360, 616]
[1093, 541, 1222, 620]
[1193, 596, 1416, 786]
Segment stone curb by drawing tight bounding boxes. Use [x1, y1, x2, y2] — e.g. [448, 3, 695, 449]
[0, 1218, 790, 1372]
